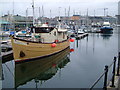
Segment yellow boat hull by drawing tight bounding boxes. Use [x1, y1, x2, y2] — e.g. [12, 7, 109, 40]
[11, 36, 70, 63]
[15, 47, 70, 88]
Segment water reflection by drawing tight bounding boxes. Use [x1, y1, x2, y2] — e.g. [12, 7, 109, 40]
[15, 47, 70, 88]
[2, 27, 118, 88]
[100, 33, 113, 40]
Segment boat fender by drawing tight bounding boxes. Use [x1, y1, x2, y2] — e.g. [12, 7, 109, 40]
[51, 43, 56, 47]
[20, 51, 25, 57]
[54, 40, 59, 43]
[70, 38, 75, 42]
[70, 48, 74, 52]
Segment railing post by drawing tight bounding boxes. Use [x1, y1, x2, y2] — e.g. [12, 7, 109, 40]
[103, 65, 108, 90]
[116, 52, 120, 76]
[110, 57, 117, 87]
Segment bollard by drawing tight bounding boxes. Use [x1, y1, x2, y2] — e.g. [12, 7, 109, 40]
[116, 52, 120, 76]
[103, 65, 108, 90]
[110, 57, 117, 87]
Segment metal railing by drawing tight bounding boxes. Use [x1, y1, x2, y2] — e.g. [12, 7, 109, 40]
[90, 52, 120, 90]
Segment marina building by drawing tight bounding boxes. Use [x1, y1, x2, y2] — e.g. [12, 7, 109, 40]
[1, 14, 33, 31]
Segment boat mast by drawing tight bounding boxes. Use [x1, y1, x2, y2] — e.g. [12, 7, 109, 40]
[68, 6, 70, 17]
[42, 5, 44, 23]
[39, 7, 41, 19]
[7, 11, 10, 31]
[50, 9, 51, 19]
[68, 6, 70, 26]
[65, 8, 66, 23]
[32, 0, 35, 26]
[58, 7, 61, 20]
[12, 0, 15, 31]
[26, 8, 28, 29]
[49, 9, 51, 25]
[58, 7, 61, 29]
[86, 8, 89, 31]
[86, 9, 88, 27]
[94, 10, 95, 17]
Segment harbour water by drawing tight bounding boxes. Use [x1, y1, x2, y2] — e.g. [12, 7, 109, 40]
[2, 27, 118, 88]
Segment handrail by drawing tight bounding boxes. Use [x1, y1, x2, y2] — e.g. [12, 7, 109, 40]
[90, 71, 106, 89]
[90, 55, 119, 90]
[108, 60, 115, 69]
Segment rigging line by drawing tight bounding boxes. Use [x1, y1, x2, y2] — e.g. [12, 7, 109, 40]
[4, 63, 14, 77]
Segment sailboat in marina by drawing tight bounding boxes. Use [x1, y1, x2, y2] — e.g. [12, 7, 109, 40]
[10, 1, 72, 63]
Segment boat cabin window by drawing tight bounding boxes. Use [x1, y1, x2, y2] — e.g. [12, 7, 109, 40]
[31, 27, 54, 33]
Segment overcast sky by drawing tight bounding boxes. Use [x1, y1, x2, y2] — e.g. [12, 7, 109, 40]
[0, 0, 119, 18]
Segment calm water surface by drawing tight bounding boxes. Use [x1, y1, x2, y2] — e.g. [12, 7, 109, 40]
[2, 27, 118, 88]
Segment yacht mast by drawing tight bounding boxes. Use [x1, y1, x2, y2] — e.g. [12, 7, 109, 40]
[58, 7, 61, 20]
[26, 8, 28, 29]
[42, 5, 44, 23]
[58, 7, 61, 29]
[65, 8, 66, 23]
[39, 7, 41, 19]
[86, 9, 88, 27]
[32, 0, 35, 26]
[68, 6, 70, 25]
[12, 0, 15, 31]
[50, 9, 51, 19]
[68, 6, 70, 17]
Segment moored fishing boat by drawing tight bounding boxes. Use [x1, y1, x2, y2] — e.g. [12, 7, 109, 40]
[10, 22, 71, 63]
[10, 0, 74, 63]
